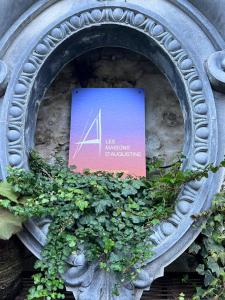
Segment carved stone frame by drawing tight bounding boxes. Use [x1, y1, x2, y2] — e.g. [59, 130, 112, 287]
[0, 1, 225, 299]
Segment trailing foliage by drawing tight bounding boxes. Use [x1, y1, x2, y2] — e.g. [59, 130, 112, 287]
[189, 195, 225, 300]
[0, 152, 223, 299]
[0, 181, 24, 239]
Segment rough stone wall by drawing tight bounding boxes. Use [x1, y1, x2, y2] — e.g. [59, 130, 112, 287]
[35, 48, 183, 163]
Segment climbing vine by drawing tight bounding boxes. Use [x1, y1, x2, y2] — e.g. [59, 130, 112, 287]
[0, 152, 224, 299]
[189, 195, 225, 300]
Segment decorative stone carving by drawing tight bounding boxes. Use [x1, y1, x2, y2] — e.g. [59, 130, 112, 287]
[0, 61, 8, 96]
[12, 6, 215, 299]
[7, 8, 211, 171]
[1, 1, 225, 299]
[206, 50, 225, 93]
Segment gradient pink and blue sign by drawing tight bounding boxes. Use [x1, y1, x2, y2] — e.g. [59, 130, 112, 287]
[69, 88, 146, 177]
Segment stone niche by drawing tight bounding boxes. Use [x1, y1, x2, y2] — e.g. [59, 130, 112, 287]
[35, 48, 183, 163]
[1, 1, 225, 299]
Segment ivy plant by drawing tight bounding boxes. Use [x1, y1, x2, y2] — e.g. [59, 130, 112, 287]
[0, 151, 224, 299]
[189, 195, 225, 300]
[0, 181, 24, 239]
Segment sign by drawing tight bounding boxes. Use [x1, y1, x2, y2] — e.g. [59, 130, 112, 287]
[69, 88, 146, 177]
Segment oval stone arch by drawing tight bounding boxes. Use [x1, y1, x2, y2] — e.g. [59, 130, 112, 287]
[26, 24, 191, 159]
[0, 2, 224, 299]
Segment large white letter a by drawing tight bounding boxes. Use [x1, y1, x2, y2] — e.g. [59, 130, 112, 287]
[73, 109, 102, 158]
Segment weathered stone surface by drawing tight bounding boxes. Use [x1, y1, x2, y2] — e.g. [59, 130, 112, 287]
[206, 50, 225, 92]
[35, 48, 183, 163]
[0, 0, 36, 39]
[1, 1, 225, 299]
[0, 60, 8, 96]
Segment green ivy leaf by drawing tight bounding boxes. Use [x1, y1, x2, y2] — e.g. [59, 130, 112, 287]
[0, 181, 19, 202]
[121, 186, 137, 197]
[207, 257, 220, 276]
[196, 264, 205, 275]
[189, 243, 201, 254]
[0, 208, 23, 239]
[92, 199, 112, 213]
[103, 238, 115, 254]
[204, 270, 214, 286]
[178, 292, 185, 300]
[75, 199, 89, 211]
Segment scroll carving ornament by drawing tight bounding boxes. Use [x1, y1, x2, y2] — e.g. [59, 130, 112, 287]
[0, 60, 8, 96]
[4, 5, 217, 300]
[206, 50, 225, 93]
